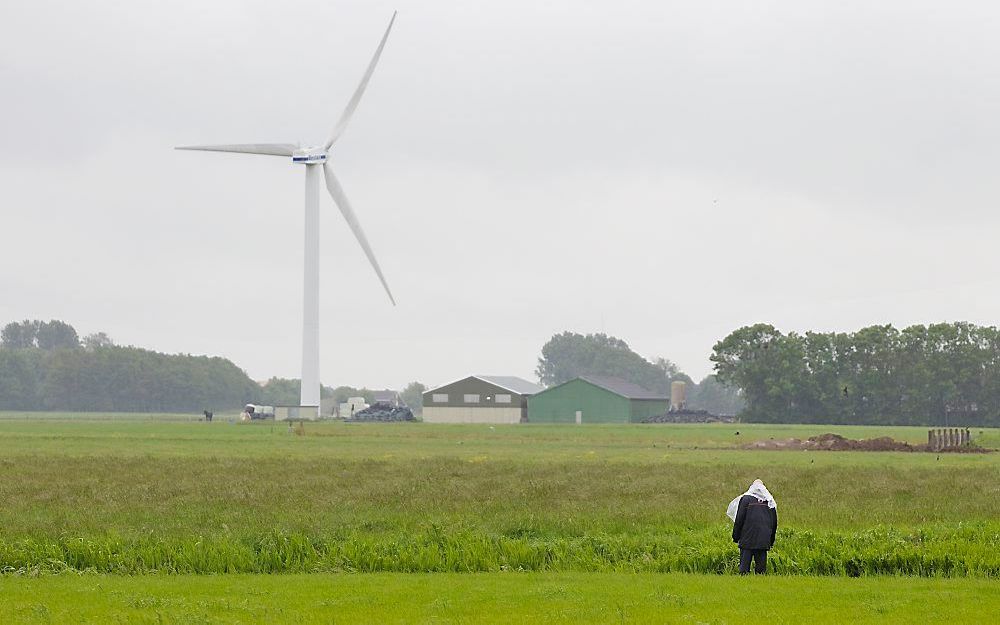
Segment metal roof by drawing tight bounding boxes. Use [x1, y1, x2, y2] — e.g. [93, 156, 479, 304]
[577, 375, 667, 400]
[475, 375, 545, 396]
[424, 375, 544, 397]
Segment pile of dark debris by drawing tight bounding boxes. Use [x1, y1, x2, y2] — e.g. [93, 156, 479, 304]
[346, 402, 416, 422]
[642, 409, 735, 424]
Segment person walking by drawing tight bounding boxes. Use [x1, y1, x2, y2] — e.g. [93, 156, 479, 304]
[727, 479, 777, 574]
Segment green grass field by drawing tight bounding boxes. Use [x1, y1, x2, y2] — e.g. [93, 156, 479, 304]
[1, 415, 997, 622]
[3, 572, 998, 624]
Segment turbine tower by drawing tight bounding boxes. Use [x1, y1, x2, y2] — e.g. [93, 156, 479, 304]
[178, 13, 397, 414]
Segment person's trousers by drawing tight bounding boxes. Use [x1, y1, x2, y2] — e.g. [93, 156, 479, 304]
[739, 548, 767, 574]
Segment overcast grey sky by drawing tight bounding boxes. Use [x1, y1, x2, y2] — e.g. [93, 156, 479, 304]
[2, 0, 999, 390]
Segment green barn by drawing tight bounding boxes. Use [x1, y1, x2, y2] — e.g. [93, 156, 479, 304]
[527, 375, 668, 424]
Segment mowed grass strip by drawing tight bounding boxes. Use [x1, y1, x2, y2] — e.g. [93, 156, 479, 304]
[2, 572, 997, 624]
[2, 418, 997, 460]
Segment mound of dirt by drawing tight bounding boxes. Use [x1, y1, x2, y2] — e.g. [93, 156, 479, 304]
[745, 432, 990, 453]
[744, 433, 915, 451]
[805, 433, 915, 451]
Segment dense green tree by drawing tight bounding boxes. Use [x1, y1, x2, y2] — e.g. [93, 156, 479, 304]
[36, 320, 79, 350]
[653, 357, 693, 385]
[0, 349, 44, 408]
[256, 378, 339, 405]
[1, 320, 40, 349]
[687, 375, 744, 416]
[536, 332, 687, 394]
[3, 319, 80, 350]
[712, 322, 1000, 426]
[258, 377, 301, 405]
[400, 381, 426, 415]
[82, 332, 115, 350]
[330, 386, 375, 405]
[711, 324, 810, 421]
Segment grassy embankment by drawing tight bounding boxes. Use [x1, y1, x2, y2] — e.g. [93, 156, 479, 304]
[1, 418, 997, 576]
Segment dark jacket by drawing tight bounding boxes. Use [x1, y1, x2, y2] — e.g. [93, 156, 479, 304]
[732, 494, 777, 550]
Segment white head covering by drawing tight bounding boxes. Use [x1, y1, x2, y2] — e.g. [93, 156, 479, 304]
[726, 479, 777, 522]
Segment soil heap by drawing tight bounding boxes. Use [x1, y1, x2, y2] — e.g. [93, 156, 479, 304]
[745, 432, 989, 452]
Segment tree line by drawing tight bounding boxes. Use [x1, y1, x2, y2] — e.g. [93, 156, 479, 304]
[30, 316, 996, 424]
[0, 319, 427, 414]
[712, 322, 1000, 426]
[0, 320, 262, 412]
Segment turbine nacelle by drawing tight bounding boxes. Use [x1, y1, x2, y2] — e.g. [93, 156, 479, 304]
[292, 147, 328, 165]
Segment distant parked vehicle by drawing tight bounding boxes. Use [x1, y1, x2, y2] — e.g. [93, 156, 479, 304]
[239, 404, 275, 421]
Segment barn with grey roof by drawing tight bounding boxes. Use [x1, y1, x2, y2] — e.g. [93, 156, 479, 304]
[422, 375, 544, 423]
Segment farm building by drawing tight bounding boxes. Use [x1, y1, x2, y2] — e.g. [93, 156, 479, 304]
[422, 375, 544, 423]
[527, 375, 668, 423]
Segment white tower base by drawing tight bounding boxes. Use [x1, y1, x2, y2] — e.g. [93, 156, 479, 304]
[300, 164, 321, 408]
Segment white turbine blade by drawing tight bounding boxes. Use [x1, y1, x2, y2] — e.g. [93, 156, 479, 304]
[175, 143, 298, 157]
[322, 162, 396, 305]
[323, 11, 397, 151]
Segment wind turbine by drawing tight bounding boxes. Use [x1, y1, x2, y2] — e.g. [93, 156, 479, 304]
[177, 13, 397, 414]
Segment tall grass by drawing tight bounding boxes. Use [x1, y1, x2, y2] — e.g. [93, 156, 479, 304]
[1, 420, 997, 578]
[2, 524, 997, 576]
[2, 455, 998, 537]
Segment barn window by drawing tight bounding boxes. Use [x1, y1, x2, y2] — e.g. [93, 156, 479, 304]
[432, 394, 448, 403]
[495, 394, 512, 404]
[464, 394, 480, 403]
